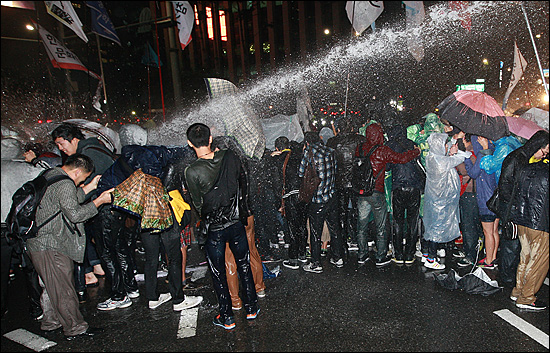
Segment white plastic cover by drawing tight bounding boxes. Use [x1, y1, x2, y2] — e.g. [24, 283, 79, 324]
[261, 114, 304, 150]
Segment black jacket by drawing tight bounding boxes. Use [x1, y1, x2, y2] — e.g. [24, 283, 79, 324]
[326, 132, 366, 189]
[498, 130, 549, 222]
[385, 125, 425, 191]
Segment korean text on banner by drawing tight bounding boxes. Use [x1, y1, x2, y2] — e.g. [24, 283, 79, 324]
[345, 1, 384, 35]
[44, 1, 88, 43]
[86, 1, 121, 46]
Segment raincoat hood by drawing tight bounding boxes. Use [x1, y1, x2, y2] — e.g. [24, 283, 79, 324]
[521, 130, 549, 159]
[423, 113, 446, 135]
[427, 133, 448, 156]
[493, 135, 522, 150]
[365, 123, 385, 148]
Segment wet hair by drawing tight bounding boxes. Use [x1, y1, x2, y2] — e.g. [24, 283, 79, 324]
[51, 124, 85, 142]
[24, 142, 45, 156]
[274, 136, 290, 151]
[304, 131, 321, 145]
[63, 153, 95, 174]
[186, 123, 211, 148]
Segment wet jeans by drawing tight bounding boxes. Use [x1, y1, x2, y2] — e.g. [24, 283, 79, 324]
[392, 187, 421, 259]
[206, 222, 257, 318]
[357, 192, 388, 261]
[459, 192, 483, 262]
[308, 195, 343, 264]
[141, 223, 184, 304]
[336, 187, 358, 244]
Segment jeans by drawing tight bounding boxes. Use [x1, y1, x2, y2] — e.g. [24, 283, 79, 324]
[357, 192, 388, 261]
[459, 192, 483, 262]
[206, 222, 257, 318]
[336, 187, 358, 244]
[93, 206, 139, 301]
[308, 195, 343, 264]
[392, 187, 421, 259]
[141, 223, 184, 304]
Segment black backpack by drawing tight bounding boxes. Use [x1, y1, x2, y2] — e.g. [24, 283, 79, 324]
[5, 170, 70, 246]
[351, 144, 382, 196]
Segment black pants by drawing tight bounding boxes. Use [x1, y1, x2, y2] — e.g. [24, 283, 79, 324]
[93, 206, 139, 301]
[336, 187, 358, 244]
[308, 195, 343, 264]
[392, 187, 421, 259]
[284, 194, 308, 260]
[141, 222, 184, 304]
[499, 237, 521, 284]
[206, 221, 257, 319]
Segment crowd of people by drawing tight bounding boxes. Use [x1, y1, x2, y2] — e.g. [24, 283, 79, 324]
[1, 112, 548, 339]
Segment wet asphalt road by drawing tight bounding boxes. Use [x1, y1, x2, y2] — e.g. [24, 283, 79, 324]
[2, 241, 548, 352]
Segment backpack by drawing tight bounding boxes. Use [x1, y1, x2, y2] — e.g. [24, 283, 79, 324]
[351, 144, 382, 196]
[5, 171, 71, 246]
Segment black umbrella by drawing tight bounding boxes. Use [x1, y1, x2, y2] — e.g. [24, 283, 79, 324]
[435, 267, 502, 296]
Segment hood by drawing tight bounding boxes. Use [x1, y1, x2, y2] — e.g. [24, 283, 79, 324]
[427, 133, 448, 156]
[521, 130, 549, 158]
[365, 123, 385, 148]
[423, 113, 446, 135]
[493, 135, 523, 150]
[387, 125, 407, 144]
[470, 135, 495, 155]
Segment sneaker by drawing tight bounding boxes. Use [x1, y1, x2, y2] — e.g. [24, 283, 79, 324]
[424, 259, 445, 270]
[182, 279, 205, 291]
[246, 307, 260, 320]
[392, 256, 404, 264]
[421, 253, 428, 263]
[516, 300, 547, 311]
[298, 254, 308, 263]
[256, 290, 266, 298]
[510, 295, 517, 302]
[149, 293, 172, 309]
[97, 296, 133, 311]
[357, 254, 369, 264]
[232, 304, 242, 311]
[283, 259, 300, 270]
[348, 243, 359, 251]
[330, 258, 344, 268]
[173, 295, 203, 311]
[415, 249, 423, 258]
[303, 262, 323, 274]
[305, 249, 311, 259]
[437, 249, 446, 258]
[261, 254, 282, 263]
[321, 249, 328, 257]
[213, 315, 236, 330]
[453, 250, 466, 258]
[375, 256, 391, 268]
[127, 289, 140, 299]
[477, 258, 496, 269]
[457, 258, 473, 267]
[404, 255, 415, 264]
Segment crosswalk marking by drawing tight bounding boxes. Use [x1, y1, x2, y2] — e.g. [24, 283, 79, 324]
[494, 309, 549, 349]
[177, 307, 199, 339]
[3, 328, 57, 352]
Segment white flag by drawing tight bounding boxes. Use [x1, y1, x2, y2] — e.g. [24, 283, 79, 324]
[172, 1, 194, 50]
[45, 1, 88, 43]
[36, 22, 100, 80]
[346, 1, 384, 35]
[403, 1, 425, 62]
[502, 42, 527, 110]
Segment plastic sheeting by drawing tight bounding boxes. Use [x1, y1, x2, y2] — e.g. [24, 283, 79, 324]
[423, 133, 471, 243]
[261, 114, 304, 150]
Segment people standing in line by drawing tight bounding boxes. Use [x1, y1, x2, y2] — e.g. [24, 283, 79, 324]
[26, 154, 113, 340]
[268, 136, 308, 270]
[299, 131, 343, 273]
[355, 123, 421, 267]
[385, 125, 424, 264]
[422, 133, 471, 270]
[326, 119, 367, 254]
[455, 134, 484, 268]
[185, 123, 259, 330]
[51, 124, 115, 304]
[509, 145, 549, 311]
[497, 130, 549, 288]
[464, 136, 499, 269]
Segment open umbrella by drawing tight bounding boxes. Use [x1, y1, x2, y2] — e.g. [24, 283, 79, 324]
[520, 107, 549, 130]
[436, 90, 510, 141]
[506, 115, 546, 139]
[435, 267, 502, 296]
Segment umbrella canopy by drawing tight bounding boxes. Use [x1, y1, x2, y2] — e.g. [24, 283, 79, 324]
[520, 107, 549, 130]
[62, 119, 122, 154]
[436, 90, 510, 141]
[435, 267, 502, 296]
[506, 115, 546, 139]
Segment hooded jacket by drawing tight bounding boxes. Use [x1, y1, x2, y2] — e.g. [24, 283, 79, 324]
[464, 136, 497, 216]
[355, 123, 420, 194]
[326, 132, 366, 189]
[498, 130, 549, 222]
[386, 125, 425, 190]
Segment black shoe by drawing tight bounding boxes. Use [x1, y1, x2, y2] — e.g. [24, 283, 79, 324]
[77, 290, 88, 303]
[357, 253, 369, 264]
[516, 300, 547, 311]
[66, 327, 104, 341]
[375, 256, 391, 268]
[391, 255, 404, 264]
[261, 254, 282, 263]
[182, 279, 205, 291]
[404, 254, 415, 264]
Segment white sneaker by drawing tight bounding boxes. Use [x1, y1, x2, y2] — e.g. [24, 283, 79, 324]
[173, 295, 203, 311]
[437, 249, 446, 258]
[97, 296, 133, 311]
[424, 260, 445, 270]
[149, 293, 172, 309]
[415, 249, 423, 258]
[128, 289, 140, 299]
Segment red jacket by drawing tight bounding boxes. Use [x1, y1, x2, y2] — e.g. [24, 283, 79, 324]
[355, 123, 420, 193]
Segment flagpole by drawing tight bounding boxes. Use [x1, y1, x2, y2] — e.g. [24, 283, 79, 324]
[520, 3, 549, 98]
[153, 4, 166, 122]
[96, 34, 109, 116]
[343, 1, 356, 124]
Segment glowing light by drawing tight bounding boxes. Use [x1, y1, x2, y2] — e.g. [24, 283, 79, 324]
[26, 24, 34, 31]
[131, 111, 136, 115]
[324, 29, 330, 35]
[543, 93, 549, 104]
[482, 58, 489, 65]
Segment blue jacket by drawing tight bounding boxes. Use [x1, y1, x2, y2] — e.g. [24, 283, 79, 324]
[464, 136, 497, 216]
[479, 135, 522, 184]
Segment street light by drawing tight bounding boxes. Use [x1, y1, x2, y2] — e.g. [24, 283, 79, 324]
[482, 58, 489, 65]
[26, 24, 34, 31]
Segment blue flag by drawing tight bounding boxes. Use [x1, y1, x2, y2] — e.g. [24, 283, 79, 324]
[142, 43, 162, 68]
[86, 1, 121, 46]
